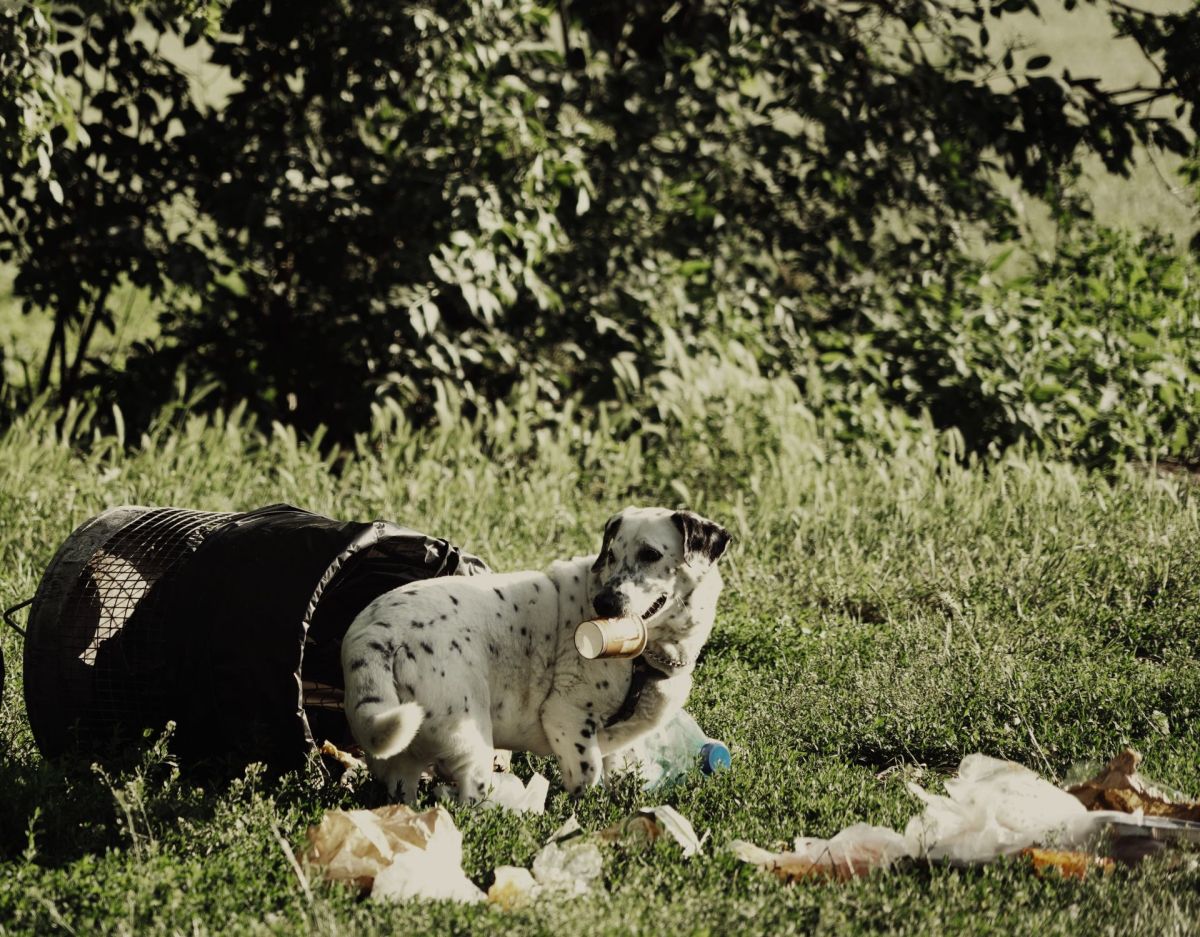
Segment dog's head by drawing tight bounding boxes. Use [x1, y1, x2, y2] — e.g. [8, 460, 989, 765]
[589, 507, 730, 636]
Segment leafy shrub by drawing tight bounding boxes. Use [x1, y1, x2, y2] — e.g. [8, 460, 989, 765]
[797, 227, 1200, 466]
[1, 0, 1198, 464]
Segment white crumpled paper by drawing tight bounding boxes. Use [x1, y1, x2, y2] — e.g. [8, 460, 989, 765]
[487, 820, 605, 909]
[303, 804, 484, 903]
[481, 772, 551, 814]
[904, 754, 1089, 862]
[433, 772, 550, 815]
[485, 805, 705, 909]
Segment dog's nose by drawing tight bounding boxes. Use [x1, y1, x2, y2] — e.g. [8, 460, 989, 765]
[592, 590, 626, 619]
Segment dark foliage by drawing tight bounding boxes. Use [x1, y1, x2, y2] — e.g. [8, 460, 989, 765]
[0, 0, 1197, 460]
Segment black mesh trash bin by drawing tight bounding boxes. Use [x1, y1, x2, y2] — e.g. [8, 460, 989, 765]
[18, 503, 487, 772]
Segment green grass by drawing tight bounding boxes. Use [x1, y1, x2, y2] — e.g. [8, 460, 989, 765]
[1, 349, 1199, 935]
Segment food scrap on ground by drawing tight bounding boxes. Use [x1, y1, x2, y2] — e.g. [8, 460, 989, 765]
[1068, 749, 1200, 822]
[318, 741, 368, 787]
[1020, 847, 1115, 880]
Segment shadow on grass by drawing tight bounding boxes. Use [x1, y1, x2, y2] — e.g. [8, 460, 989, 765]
[0, 729, 357, 867]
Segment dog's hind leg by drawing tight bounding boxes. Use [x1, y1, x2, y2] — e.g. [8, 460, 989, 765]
[435, 717, 496, 805]
[372, 752, 425, 805]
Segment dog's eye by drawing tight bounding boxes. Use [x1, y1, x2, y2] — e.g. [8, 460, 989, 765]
[638, 546, 663, 565]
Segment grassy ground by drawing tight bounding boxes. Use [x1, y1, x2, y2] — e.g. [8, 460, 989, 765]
[1, 351, 1198, 935]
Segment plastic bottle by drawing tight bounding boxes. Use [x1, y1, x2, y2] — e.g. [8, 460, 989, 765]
[622, 710, 732, 790]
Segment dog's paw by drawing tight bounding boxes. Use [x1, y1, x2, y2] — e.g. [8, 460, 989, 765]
[559, 749, 602, 796]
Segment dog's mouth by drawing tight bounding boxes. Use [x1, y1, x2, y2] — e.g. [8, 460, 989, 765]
[640, 594, 668, 621]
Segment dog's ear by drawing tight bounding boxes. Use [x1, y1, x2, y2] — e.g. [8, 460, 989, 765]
[591, 513, 624, 571]
[671, 511, 731, 565]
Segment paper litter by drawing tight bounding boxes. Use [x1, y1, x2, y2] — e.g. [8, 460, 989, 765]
[903, 753, 1089, 862]
[485, 806, 702, 910]
[303, 804, 484, 903]
[730, 824, 911, 881]
[480, 771, 551, 814]
[487, 821, 605, 909]
[598, 805, 704, 857]
[432, 771, 550, 814]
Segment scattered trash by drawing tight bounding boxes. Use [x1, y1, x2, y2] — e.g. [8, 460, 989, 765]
[1068, 749, 1200, 822]
[481, 772, 550, 814]
[303, 804, 484, 903]
[318, 740, 368, 787]
[730, 824, 910, 881]
[734, 750, 1200, 888]
[487, 820, 605, 909]
[304, 748, 1200, 906]
[598, 805, 704, 858]
[904, 754, 1089, 863]
[485, 806, 703, 910]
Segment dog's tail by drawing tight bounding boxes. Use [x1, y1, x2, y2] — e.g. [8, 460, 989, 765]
[342, 633, 425, 760]
[354, 700, 424, 760]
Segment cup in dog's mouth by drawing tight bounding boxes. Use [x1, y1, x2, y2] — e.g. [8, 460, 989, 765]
[640, 594, 668, 621]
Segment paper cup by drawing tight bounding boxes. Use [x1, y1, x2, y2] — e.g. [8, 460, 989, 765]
[574, 617, 648, 660]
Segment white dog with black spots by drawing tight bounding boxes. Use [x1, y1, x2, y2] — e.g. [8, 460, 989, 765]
[341, 506, 730, 802]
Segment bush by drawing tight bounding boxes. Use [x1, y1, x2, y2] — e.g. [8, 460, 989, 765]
[849, 228, 1200, 466]
[0, 0, 1197, 463]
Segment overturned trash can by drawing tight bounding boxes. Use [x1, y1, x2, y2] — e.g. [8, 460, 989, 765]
[18, 503, 487, 772]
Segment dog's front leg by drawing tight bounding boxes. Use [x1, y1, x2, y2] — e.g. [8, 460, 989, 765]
[598, 672, 692, 756]
[540, 695, 603, 795]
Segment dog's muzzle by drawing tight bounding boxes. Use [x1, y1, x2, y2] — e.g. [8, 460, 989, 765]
[592, 589, 625, 619]
[592, 590, 668, 621]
